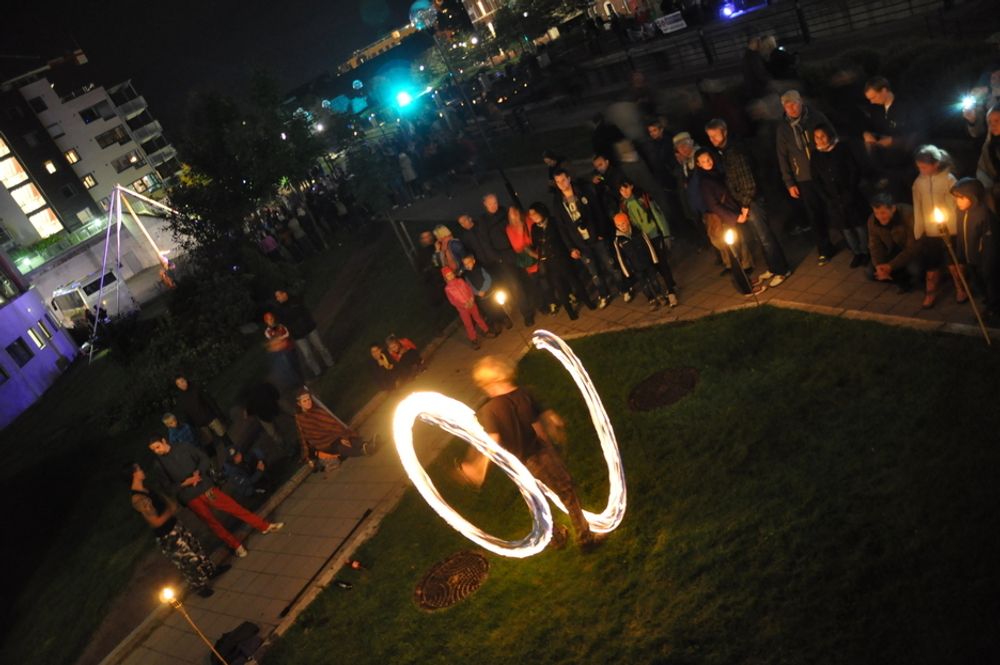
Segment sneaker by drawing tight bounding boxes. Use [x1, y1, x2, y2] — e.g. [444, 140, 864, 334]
[471, 339, 481, 350]
[483, 329, 497, 338]
[648, 299, 661, 311]
[623, 290, 633, 303]
[597, 296, 609, 309]
[849, 254, 867, 268]
[817, 255, 829, 266]
[667, 293, 679, 308]
[547, 303, 559, 315]
[196, 587, 215, 598]
[758, 270, 775, 281]
[263, 522, 285, 534]
[656, 295, 669, 307]
[769, 273, 787, 288]
[744, 284, 768, 298]
[209, 564, 232, 579]
[234, 545, 248, 558]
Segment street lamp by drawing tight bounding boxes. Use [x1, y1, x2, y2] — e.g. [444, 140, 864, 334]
[933, 208, 991, 345]
[409, 0, 522, 208]
[159, 587, 230, 665]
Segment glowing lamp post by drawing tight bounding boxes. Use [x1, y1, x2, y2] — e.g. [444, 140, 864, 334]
[160, 587, 230, 665]
[934, 208, 991, 345]
[724, 228, 761, 305]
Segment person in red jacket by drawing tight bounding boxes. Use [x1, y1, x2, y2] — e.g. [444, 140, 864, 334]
[443, 266, 493, 349]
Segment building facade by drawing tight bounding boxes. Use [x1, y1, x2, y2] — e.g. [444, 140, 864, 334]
[0, 251, 79, 430]
[0, 51, 181, 268]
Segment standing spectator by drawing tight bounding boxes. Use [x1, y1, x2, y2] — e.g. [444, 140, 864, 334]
[294, 388, 374, 470]
[591, 154, 625, 239]
[673, 132, 706, 237]
[482, 194, 534, 326]
[975, 106, 1000, 213]
[462, 254, 511, 330]
[742, 35, 773, 99]
[528, 202, 592, 319]
[811, 125, 871, 267]
[399, 151, 420, 201]
[619, 180, 678, 303]
[706, 119, 791, 287]
[457, 214, 499, 266]
[432, 225, 466, 272]
[951, 178, 999, 314]
[287, 216, 313, 257]
[542, 150, 566, 194]
[962, 66, 1000, 139]
[776, 90, 836, 263]
[416, 231, 445, 307]
[911, 145, 957, 308]
[506, 206, 541, 317]
[443, 266, 493, 349]
[590, 113, 626, 162]
[263, 312, 304, 391]
[611, 213, 671, 310]
[644, 119, 678, 191]
[551, 168, 619, 307]
[863, 77, 922, 197]
[126, 462, 227, 597]
[242, 381, 291, 454]
[274, 289, 334, 377]
[695, 149, 758, 294]
[148, 436, 282, 557]
[258, 231, 282, 262]
[173, 374, 231, 469]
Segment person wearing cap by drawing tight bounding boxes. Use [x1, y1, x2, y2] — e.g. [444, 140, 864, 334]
[457, 356, 603, 552]
[222, 445, 269, 497]
[950, 177, 999, 315]
[294, 388, 374, 470]
[432, 224, 466, 272]
[148, 435, 283, 558]
[672, 131, 706, 230]
[776, 89, 836, 265]
[442, 266, 493, 349]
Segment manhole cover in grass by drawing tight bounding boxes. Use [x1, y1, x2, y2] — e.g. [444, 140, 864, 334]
[628, 367, 699, 411]
[414, 550, 490, 611]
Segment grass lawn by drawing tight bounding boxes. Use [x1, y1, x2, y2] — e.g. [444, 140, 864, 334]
[265, 307, 1000, 665]
[0, 233, 451, 665]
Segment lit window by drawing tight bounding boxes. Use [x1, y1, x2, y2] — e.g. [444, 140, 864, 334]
[37, 319, 53, 339]
[131, 177, 148, 193]
[0, 156, 29, 189]
[81, 173, 97, 189]
[44, 160, 57, 174]
[76, 208, 95, 224]
[0, 137, 9, 158]
[99, 197, 110, 210]
[10, 182, 47, 214]
[27, 327, 46, 350]
[65, 149, 80, 164]
[27, 208, 63, 238]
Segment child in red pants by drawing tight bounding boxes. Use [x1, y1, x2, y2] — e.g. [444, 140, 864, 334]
[443, 267, 492, 349]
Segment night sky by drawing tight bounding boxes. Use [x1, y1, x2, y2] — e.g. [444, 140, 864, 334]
[2, 0, 415, 136]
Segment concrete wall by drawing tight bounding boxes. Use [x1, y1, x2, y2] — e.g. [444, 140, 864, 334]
[0, 288, 79, 430]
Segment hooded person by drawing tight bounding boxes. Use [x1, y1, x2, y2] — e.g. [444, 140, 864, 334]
[950, 177, 1000, 313]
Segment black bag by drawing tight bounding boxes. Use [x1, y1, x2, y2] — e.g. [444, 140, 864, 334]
[212, 621, 261, 665]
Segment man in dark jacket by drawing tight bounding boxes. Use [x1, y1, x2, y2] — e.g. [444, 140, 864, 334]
[481, 193, 534, 326]
[457, 214, 499, 265]
[149, 436, 282, 557]
[274, 289, 333, 377]
[706, 119, 791, 287]
[863, 76, 922, 198]
[776, 90, 836, 262]
[173, 374, 231, 468]
[868, 193, 928, 289]
[552, 168, 620, 307]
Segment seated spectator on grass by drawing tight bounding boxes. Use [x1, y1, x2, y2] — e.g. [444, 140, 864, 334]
[611, 213, 672, 310]
[294, 388, 375, 471]
[162, 412, 196, 448]
[950, 178, 1000, 316]
[222, 446, 268, 497]
[369, 342, 398, 391]
[462, 255, 511, 331]
[868, 193, 939, 306]
[386, 334, 424, 378]
[443, 266, 493, 350]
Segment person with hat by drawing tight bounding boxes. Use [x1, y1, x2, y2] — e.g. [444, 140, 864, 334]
[442, 266, 493, 349]
[222, 445, 269, 497]
[432, 224, 466, 272]
[776, 89, 836, 265]
[293, 388, 375, 471]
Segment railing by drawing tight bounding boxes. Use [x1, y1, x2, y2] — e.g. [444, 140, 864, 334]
[9, 216, 112, 274]
[115, 95, 147, 119]
[129, 120, 162, 144]
[146, 144, 178, 167]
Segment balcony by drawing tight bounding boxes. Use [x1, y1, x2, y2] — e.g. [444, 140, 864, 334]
[146, 144, 177, 167]
[115, 95, 147, 119]
[129, 120, 162, 144]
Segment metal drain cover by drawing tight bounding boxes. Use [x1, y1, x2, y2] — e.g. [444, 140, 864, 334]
[628, 367, 699, 411]
[414, 550, 490, 611]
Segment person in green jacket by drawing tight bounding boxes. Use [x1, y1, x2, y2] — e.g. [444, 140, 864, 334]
[619, 179, 678, 302]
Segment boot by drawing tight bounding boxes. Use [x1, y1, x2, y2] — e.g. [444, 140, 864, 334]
[948, 264, 968, 303]
[922, 269, 942, 309]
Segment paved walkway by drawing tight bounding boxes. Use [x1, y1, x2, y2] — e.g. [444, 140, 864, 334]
[104, 179, 992, 665]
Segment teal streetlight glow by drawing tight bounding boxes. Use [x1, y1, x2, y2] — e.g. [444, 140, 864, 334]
[396, 91, 413, 107]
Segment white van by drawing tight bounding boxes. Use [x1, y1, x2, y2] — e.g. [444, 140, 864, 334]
[49, 270, 139, 328]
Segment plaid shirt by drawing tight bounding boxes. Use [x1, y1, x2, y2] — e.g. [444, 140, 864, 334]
[717, 140, 758, 208]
